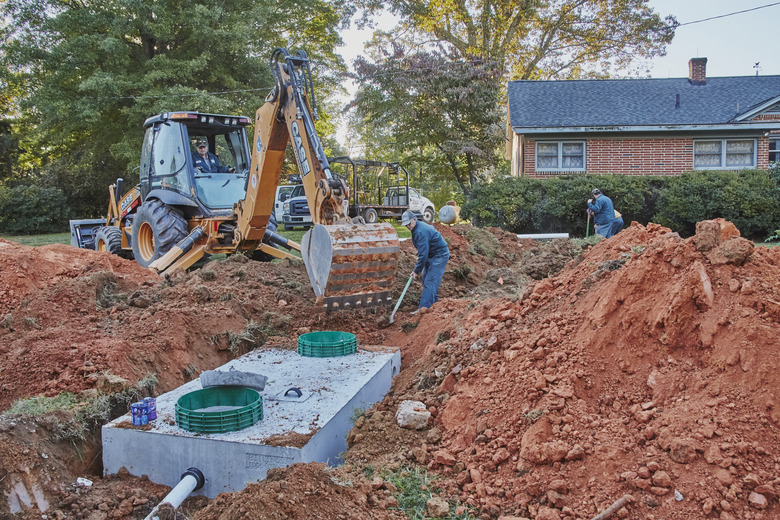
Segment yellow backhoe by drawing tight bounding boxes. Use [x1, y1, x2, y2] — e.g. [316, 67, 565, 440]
[69, 48, 399, 310]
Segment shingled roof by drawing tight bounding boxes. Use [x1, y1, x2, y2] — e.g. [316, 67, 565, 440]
[508, 75, 780, 130]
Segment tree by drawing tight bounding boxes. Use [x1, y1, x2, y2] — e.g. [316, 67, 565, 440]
[357, 0, 675, 79]
[1, 0, 351, 216]
[352, 46, 504, 195]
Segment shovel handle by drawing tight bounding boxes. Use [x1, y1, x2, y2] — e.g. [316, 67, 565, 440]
[389, 274, 415, 323]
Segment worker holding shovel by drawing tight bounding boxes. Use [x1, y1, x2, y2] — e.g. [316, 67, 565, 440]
[402, 211, 449, 315]
[587, 188, 616, 238]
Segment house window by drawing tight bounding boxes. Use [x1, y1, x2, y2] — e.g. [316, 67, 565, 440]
[535, 141, 585, 171]
[770, 138, 780, 164]
[693, 139, 756, 169]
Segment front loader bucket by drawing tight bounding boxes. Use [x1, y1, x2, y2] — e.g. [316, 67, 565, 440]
[301, 223, 399, 310]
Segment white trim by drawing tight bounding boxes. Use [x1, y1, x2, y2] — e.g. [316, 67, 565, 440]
[512, 122, 780, 134]
[534, 140, 586, 172]
[734, 95, 780, 121]
[769, 136, 780, 163]
[693, 138, 757, 170]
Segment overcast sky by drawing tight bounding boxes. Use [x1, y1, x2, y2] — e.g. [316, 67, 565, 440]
[647, 0, 780, 77]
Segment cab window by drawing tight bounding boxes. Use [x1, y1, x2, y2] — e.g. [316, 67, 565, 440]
[150, 123, 190, 194]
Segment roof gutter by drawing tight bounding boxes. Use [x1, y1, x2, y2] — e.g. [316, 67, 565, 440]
[512, 122, 780, 135]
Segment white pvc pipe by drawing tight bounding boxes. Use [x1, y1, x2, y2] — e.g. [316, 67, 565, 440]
[144, 468, 204, 520]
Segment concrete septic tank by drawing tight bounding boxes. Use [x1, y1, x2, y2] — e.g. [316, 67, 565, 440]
[102, 346, 400, 498]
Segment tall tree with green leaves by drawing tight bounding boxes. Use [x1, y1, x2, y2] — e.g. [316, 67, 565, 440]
[1, 0, 351, 216]
[357, 0, 675, 79]
[352, 46, 504, 195]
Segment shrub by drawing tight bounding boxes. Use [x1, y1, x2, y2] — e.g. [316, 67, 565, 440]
[654, 169, 780, 238]
[462, 171, 780, 239]
[0, 183, 72, 234]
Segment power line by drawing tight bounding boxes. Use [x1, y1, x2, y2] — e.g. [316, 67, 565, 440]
[108, 86, 274, 101]
[675, 1, 780, 27]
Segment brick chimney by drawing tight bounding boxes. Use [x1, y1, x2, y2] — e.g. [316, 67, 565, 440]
[689, 57, 707, 85]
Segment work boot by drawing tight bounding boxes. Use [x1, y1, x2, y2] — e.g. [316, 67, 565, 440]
[419, 307, 430, 314]
[410, 309, 420, 316]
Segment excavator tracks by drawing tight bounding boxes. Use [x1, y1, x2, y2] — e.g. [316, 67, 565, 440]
[301, 223, 400, 310]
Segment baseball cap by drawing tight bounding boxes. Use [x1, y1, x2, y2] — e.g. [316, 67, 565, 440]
[195, 138, 207, 147]
[591, 188, 601, 196]
[401, 210, 416, 226]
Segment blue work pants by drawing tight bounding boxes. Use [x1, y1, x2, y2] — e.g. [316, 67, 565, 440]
[419, 252, 449, 309]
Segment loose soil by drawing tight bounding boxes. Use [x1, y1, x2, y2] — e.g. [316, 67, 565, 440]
[1, 220, 778, 520]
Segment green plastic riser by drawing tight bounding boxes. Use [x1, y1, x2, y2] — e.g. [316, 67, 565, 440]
[298, 331, 357, 357]
[175, 386, 262, 434]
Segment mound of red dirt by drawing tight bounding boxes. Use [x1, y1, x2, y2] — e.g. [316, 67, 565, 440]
[195, 463, 403, 520]
[348, 220, 780, 519]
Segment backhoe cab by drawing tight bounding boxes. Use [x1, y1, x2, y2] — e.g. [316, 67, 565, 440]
[70, 48, 399, 310]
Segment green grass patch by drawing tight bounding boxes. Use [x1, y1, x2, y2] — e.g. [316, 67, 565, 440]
[465, 227, 500, 258]
[5, 392, 81, 416]
[3, 373, 158, 443]
[0, 232, 70, 246]
[385, 467, 476, 520]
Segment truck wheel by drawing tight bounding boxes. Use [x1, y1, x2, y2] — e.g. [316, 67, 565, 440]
[131, 199, 188, 268]
[363, 208, 378, 224]
[94, 226, 123, 255]
[423, 206, 435, 223]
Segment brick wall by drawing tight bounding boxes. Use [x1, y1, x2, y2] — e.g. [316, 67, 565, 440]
[522, 136, 772, 177]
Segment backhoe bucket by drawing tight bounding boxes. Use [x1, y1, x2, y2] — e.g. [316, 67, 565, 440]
[301, 223, 399, 310]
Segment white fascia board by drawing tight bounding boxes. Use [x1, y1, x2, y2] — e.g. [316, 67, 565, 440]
[512, 122, 780, 134]
[733, 95, 780, 121]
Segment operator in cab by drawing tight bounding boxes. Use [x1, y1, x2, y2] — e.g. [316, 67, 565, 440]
[192, 138, 235, 173]
[402, 210, 450, 315]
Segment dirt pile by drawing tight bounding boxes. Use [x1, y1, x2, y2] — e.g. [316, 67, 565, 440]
[7, 220, 778, 520]
[0, 224, 563, 410]
[2, 224, 567, 516]
[195, 463, 403, 520]
[347, 220, 780, 519]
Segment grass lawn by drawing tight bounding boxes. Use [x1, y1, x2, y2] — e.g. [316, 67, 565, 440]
[0, 232, 71, 247]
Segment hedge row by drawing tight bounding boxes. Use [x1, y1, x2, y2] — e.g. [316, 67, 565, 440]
[461, 168, 780, 239]
[0, 184, 73, 235]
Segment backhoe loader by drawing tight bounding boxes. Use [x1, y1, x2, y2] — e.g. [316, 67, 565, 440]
[70, 48, 399, 310]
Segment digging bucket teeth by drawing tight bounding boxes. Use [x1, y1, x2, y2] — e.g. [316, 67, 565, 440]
[301, 222, 399, 310]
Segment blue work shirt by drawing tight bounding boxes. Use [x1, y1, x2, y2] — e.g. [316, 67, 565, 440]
[411, 221, 449, 274]
[192, 152, 231, 173]
[587, 194, 615, 227]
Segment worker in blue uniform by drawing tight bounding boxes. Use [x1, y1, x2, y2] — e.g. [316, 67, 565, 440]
[402, 210, 450, 314]
[192, 138, 235, 173]
[587, 188, 615, 238]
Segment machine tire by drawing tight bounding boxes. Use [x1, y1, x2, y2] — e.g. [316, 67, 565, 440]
[363, 208, 378, 224]
[131, 199, 188, 268]
[94, 226, 123, 255]
[423, 206, 435, 223]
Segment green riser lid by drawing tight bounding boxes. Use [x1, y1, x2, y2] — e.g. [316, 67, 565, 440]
[175, 386, 263, 434]
[298, 331, 358, 357]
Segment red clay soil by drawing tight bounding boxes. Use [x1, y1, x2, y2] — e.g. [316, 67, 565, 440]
[195, 463, 404, 520]
[2, 219, 779, 519]
[347, 219, 780, 519]
[0, 225, 546, 410]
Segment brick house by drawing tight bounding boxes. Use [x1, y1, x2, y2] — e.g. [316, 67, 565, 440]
[507, 58, 780, 178]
